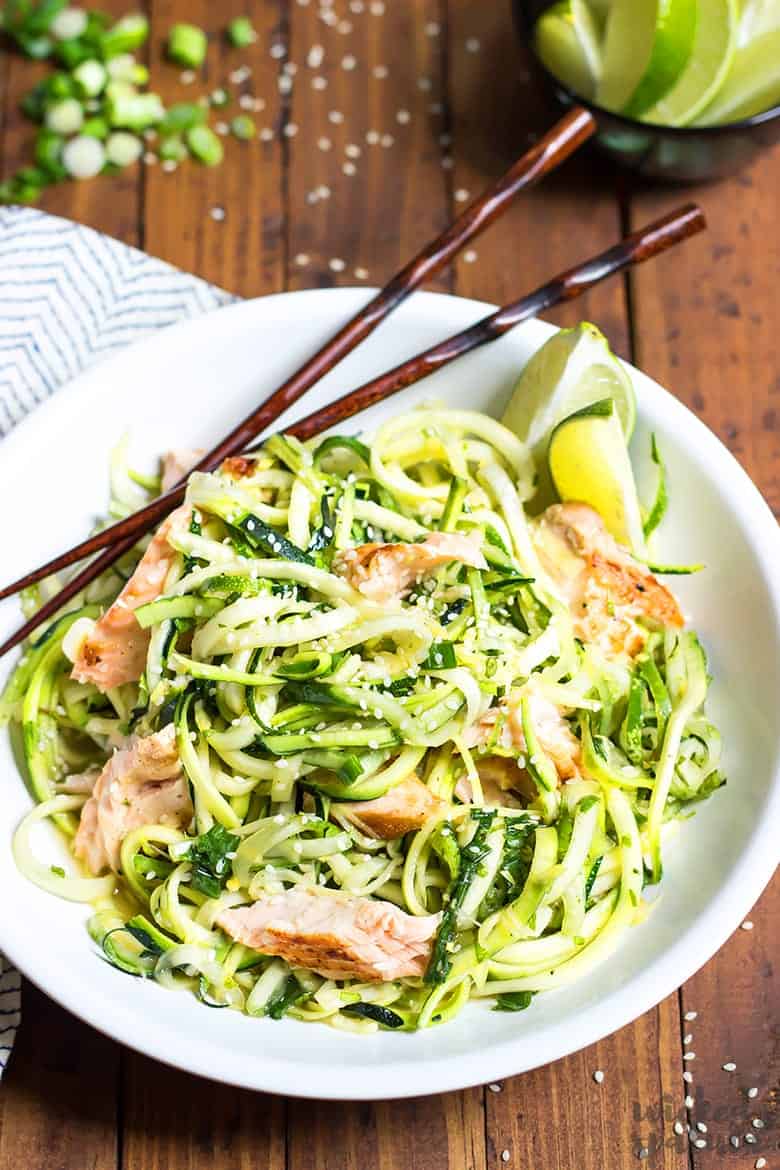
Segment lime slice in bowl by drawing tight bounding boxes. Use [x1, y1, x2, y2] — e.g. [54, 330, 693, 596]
[642, 0, 739, 125]
[696, 29, 780, 122]
[547, 398, 645, 552]
[597, 0, 698, 116]
[738, 0, 780, 45]
[534, 0, 603, 99]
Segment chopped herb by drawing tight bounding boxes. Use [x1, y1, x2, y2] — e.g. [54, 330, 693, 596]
[183, 824, 240, 898]
[341, 1002, 405, 1029]
[493, 990, 534, 1012]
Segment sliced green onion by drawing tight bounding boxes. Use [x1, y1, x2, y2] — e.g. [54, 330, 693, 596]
[230, 114, 256, 140]
[61, 134, 105, 178]
[106, 90, 165, 131]
[160, 101, 207, 134]
[100, 13, 149, 57]
[34, 129, 67, 179]
[72, 57, 106, 96]
[167, 22, 208, 69]
[50, 6, 87, 40]
[45, 97, 83, 134]
[105, 131, 143, 167]
[186, 124, 224, 166]
[227, 17, 257, 47]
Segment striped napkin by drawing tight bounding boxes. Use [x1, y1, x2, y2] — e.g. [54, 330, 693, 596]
[0, 205, 236, 1072]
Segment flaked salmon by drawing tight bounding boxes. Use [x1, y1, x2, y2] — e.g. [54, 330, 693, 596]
[71, 505, 189, 691]
[161, 449, 202, 493]
[534, 502, 683, 657]
[217, 886, 439, 981]
[336, 531, 486, 603]
[463, 686, 581, 783]
[339, 775, 443, 838]
[74, 724, 192, 875]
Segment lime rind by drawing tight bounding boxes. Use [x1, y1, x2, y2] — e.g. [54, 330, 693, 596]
[643, 0, 739, 126]
[696, 28, 780, 122]
[598, 0, 698, 116]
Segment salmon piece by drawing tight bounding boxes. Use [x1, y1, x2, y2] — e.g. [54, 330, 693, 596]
[58, 767, 101, 795]
[455, 757, 527, 806]
[73, 725, 192, 875]
[217, 886, 439, 982]
[220, 454, 258, 480]
[534, 502, 684, 658]
[463, 686, 581, 784]
[336, 531, 486, 603]
[161, 449, 203, 493]
[339, 775, 443, 839]
[71, 505, 189, 691]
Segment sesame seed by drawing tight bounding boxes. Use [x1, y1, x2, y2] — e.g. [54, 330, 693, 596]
[417, 76, 432, 91]
[373, 65, 389, 79]
[284, 122, 299, 137]
[260, 127, 275, 141]
[366, 130, 380, 144]
[295, 253, 310, 266]
[270, 43, 286, 59]
[329, 257, 346, 272]
[396, 108, 411, 123]
[684, 1011, 698, 1021]
[231, 65, 252, 83]
[693, 1138, 706, 1150]
[143, 151, 157, 165]
[637, 1149, 649, 1161]
[425, 20, 441, 35]
[685, 1095, 694, 1108]
[696, 1122, 707, 1133]
[441, 155, 454, 169]
[741, 920, 754, 930]
[338, 19, 352, 33]
[210, 206, 226, 222]
[683, 1051, 696, 1061]
[463, 249, 478, 263]
[747, 1087, 759, 1099]
[755, 1158, 767, 1169]
[673, 1121, 684, 1136]
[731, 1136, 741, 1148]
[380, 134, 394, 147]
[752, 1118, 765, 1129]
[370, 1, 385, 12]
[683, 1033, 693, 1045]
[239, 94, 254, 109]
[307, 44, 325, 68]
[723, 1062, 737, 1072]
[328, 110, 344, 123]
[342, 161, 357, 176]
[488, 1082, 502, 1093]
[593, 1069, 604, 1084]
[429, 101, 444, 114]
[683, 1070, 693, 1083]
[215, 120, 229, 135]
[180, 69, 196, 84]
[455, 188, 470, 202]
[317, 184, 331, 198]
[350, 0, 364, 10]
[745, 1133, 757, 1144]
[345, 142, 361, 157]
[284, 62, 298, 75]
[466, 36, 481, 52]
[354, 267, 369, 279]
[312, 75, 328, 89]
[500, 1153, 510, 1164]
[317, 136, 332, 150]
[161, 159, 177, 173]
[278, 74, 293, 94]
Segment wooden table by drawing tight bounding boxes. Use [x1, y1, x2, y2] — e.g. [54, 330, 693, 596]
[1, 3, 777, 1167]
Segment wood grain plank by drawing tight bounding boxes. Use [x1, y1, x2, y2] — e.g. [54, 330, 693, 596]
[1, 0, 143, 244]
[286, 0, 451, 291]
[486, 1000, 689, 1170]
[143, 0, 286, 296]
[286, 1089, 486, 1170]
[630, 148, 780, 1170]
[446, 1, 629, 356]
[0, 983, 118, 1170]
[122, 1051, 286, 1170]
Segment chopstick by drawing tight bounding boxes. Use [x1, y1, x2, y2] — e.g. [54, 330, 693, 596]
[0, 202, 705, 661]
[287, 205, 706, 441]
[0, 106, 595, 607]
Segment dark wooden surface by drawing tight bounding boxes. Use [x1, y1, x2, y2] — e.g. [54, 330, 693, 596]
[0, 3, 777, 1167]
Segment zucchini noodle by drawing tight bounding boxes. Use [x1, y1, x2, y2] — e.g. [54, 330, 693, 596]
[2, 400, 725, 1033]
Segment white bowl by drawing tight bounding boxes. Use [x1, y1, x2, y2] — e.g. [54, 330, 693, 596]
[1, 289, 778, 1100]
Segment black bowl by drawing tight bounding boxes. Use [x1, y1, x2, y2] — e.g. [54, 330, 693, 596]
[513, 0, 780, 182]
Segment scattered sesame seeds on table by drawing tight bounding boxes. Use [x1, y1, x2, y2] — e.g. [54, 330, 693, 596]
[0, 1, 777, 1168]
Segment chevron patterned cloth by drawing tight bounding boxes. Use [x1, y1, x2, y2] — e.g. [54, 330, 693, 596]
[0, 206, 236, 1072]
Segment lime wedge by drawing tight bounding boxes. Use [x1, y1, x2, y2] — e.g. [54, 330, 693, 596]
[696, 29, 780, 122]
[534, 0, 602, 100]
[738, 0, 780, 45]
[597, 0, 697, 116]
[548, 398, 645, 552]
[502, 323, 636, 464]
[643, 0, 738, 125]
